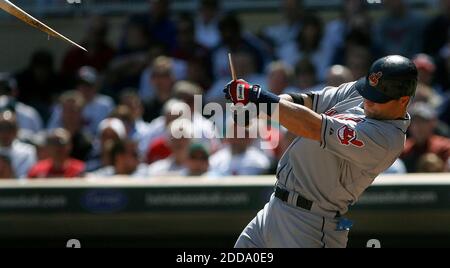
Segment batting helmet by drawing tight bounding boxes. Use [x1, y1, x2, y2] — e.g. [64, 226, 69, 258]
[355, 55, 418, 103]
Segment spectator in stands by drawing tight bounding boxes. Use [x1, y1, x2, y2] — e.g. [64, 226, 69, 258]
[117, 18, 152, 57]
[173, 14, 213, 90]
[416, 153, 448, 173]
[61, 15, 115, 82]
[85, 118, 127, 172]
[143, 56, 176, 122]
[344, 40, 372, 80]
[146, 0, 177, 50]
[323, 0, 372, 67]
[263, 0, 305, 49]
[0, 73, 43, 139]
[423, 0, 450, 57]
[110, 105, 135, 137]
[28, 128, 85, 179]
[173, 81, 220, 149]
[209, 119, 271, 176]
[183, 142, 212, 176]
[137, 45, 188, 102]
[0, 152, 13, 179]
[88, 139, 149, 177]
[0, 111, 36, 178]
[48, 66, 115, 137]
[120, 0, 176, 52]
[413, 54, 450, 137]
[414, 54, 438, 89]
[265, 61, 296, 95]
[172, 14, 211, 66]
[373, 0, 426, 58]
[401, 102, 450, 172]
[140, 98, 185, 162]
[211, 13, 266, 80]
[145, 136, 172, 165]
[173, 81, 203, 119]
[185, 54, 213, 92]
[147, 119, 192, 176]
[118, 90, 151, 142]
[75, 66, 115, 134]
[58, 91, 93, 161]
[414, 84, 445, 115]
[293, 58, 322, 92]
[325, 65, 354, 87]
[108, 43, 169, 100]
[15, 50, 62, 121]
[435, 44, 450, 94]
[277, 14, 330, 81]
[411, 54, 443, 109]
[195, 0, 222, 49]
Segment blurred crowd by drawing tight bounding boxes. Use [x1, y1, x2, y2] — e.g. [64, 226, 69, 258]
[0, 0, 449, 180]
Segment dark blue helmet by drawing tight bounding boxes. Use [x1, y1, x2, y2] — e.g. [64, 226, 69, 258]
[355, 55, 418, 103]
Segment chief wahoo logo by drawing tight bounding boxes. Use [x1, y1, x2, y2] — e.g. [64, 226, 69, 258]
[337, 126, 365, 148]
[368, 72, 383, 87]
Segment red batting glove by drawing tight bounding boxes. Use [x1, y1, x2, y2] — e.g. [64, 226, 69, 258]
[224, 79, 252, 106]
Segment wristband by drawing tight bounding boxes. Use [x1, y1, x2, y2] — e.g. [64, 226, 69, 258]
[249, 85, 280, 104]
[287, 93, 305, 105]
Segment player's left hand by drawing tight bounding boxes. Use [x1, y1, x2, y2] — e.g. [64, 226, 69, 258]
[224, 79, 280, 106]
[223, 79, 260, 106]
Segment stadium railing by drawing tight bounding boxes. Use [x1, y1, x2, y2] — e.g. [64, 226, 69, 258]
[0, 173, 449, 247]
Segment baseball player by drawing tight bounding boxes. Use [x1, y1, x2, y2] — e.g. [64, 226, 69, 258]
[224, 55, 418, 248]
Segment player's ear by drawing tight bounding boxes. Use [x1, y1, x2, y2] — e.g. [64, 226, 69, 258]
[399, 96, 410, 107]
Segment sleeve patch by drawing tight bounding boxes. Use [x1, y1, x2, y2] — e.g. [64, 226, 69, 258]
[337, 125, 365, 148]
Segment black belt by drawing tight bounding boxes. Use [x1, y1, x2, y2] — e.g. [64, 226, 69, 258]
[274, 186, 313, 211]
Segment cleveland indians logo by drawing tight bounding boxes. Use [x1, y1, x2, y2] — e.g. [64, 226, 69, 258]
[323, 112, 366, 147]
[368, 72, 383, 87]
[337, 126, 364, 147]
[327, 114, 365, 147]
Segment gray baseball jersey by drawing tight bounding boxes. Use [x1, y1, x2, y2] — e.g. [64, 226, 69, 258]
[234, 81, 410, 248]
[276, 81, 410, 217]
[235, 80, 412, 248]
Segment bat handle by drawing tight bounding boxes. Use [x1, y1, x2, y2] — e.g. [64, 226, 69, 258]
[228, 53, 237, 81]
